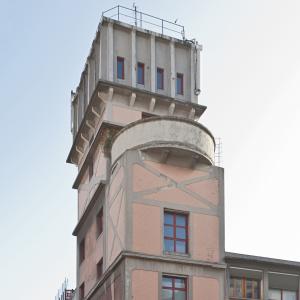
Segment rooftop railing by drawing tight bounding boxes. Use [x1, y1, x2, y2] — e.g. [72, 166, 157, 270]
[102, 5, 185, 40]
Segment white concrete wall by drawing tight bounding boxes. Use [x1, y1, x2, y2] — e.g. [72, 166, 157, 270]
[72, 19, 202, 139]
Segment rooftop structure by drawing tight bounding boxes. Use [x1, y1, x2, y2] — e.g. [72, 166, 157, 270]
[65, 6, 300, 300]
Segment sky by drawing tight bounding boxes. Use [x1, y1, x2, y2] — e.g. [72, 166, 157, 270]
[1, 0, 300, 299]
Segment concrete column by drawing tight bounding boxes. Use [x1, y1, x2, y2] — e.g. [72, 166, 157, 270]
[99, 35, 102, 79]
[88, 58, 95, 100]
[86, 63, 90, 104]
[263, 269, 269, 300]
[298, 277, 300, 300]
[108, 22, 114, 81]
[190, 46, 195, 102]
[131, 29, 136, 88]
[196, 45, 201, 99]
[170, 40, 175, 98]
[150, 34, 156, 92]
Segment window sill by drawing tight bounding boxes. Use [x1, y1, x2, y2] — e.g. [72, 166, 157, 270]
[163, 251, 190, 258]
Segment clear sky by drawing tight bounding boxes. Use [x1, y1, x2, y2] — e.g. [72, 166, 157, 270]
[1, 0, 300, 299]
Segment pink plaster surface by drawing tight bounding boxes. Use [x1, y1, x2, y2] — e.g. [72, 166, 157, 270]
[107, 189, 125, 265]
[93, 151, 107, 178]
[144, 160, 208, 183]
[112, 105, 141, 125]
[106, 219, 115, 266]
[132, 203, 161, 255]
[192, 276, 219, 300]
[144, 188, 209, 209]
[79, 218, 104, 296]
[132, 270, 158, 300]
[186, 179, 219, 205]
[132, 164, 168, 192]
[192, 213, 220, 262]
[108, 166, 124, 203]
[78, 170, 89, 218]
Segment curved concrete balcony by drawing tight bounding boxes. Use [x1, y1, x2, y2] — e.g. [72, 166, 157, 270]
[111, 117, 215, 166]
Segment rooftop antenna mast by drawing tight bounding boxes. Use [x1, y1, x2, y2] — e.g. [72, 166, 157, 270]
[133, 2, 137, 26]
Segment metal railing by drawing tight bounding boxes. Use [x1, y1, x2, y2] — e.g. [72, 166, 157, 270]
[102, 5, 185, 40]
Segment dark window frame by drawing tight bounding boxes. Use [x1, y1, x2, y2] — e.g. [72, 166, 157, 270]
[79, 238, 85, 264]
[137, 62, 145, 85]
[157, 67, 164, 90]
[79, 282, 85, 300]
[176, 73, 184, 95]
[97, 258, 103, 279]
[96, 208, 103, 238]
[117, 56, 125, 80]
[162, 275, 187, 300]
[164, 211, 188, 254]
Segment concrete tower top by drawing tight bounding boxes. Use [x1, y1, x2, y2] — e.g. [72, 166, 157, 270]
[68, 6, 206, 167]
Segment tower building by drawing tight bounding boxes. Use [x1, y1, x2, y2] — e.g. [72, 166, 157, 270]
[67, 6, 300, 300]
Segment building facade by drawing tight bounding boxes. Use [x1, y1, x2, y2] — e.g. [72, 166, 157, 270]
[67, 6, 300, 300]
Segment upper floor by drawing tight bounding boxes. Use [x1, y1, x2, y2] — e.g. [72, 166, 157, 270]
[70, 8, 202, 141]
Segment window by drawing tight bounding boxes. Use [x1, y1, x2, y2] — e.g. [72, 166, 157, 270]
[117, 57, 125, 79]
[229, 277, 260, 299]
[137, 62, 145, 85]
[269, 289, 297, 300]
[162, 276, 187, 300]
[176, 73, 184, 95]
[96, 209, 103, 238]
[157, 67, 164, 90]
[97, 258, 103, 279]
[164, 211, 188, 254]
[79, 283, 84, 300]
[89, 160, 93, 181]
[79, 238, 85, 264]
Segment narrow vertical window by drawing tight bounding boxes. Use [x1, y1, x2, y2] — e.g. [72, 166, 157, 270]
[79, 283, 85, 300]
[96, 208, 103, 238]
[97, 258, 103, 279]
[137, 62, 145, 85]
[162, 276, 187, 300]
[89, 160, 94, 181]
[157, 67, 164, 90]
[79, 238, 85, 264]
[176, 73, 184, 95]
[164, 211, 188, 254]
[117, 56, 125, 79]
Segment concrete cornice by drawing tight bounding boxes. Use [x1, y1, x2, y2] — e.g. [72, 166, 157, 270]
[226, 252, 300, 270]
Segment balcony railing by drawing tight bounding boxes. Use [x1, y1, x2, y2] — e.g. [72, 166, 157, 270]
[102, 5, 185, 40]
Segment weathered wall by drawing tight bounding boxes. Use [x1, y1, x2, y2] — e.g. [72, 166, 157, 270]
[77, 190, 105, 298]
[125, 149, 224, 263]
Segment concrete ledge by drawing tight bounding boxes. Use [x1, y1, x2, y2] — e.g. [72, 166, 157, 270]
[111, 116, 215, 166]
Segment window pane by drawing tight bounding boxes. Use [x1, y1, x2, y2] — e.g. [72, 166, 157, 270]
[164, 225, 174, 238]
[175, 240, 186, 253]
[252, 280, 260, 299]
[174, 278, 186, 289]
[157, 68, 163, 89]
[283, 291, 297, 300]
[164, 213, 173, 225]
[176, 74, 183, 95]
[162, 289, 172, 300]
[174, 290, 186, 300]
[176, 227, 186, 239]
[235, 279, 243, 298]
[246, 280, 253, 298]
[269, 289, 281, 300]
[162, 277, 173, 288]
[137, 63, 144, 84]
[164, 239, 174, 252]
[176, 214, 186, 226]
[117, 58, 124, 79]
